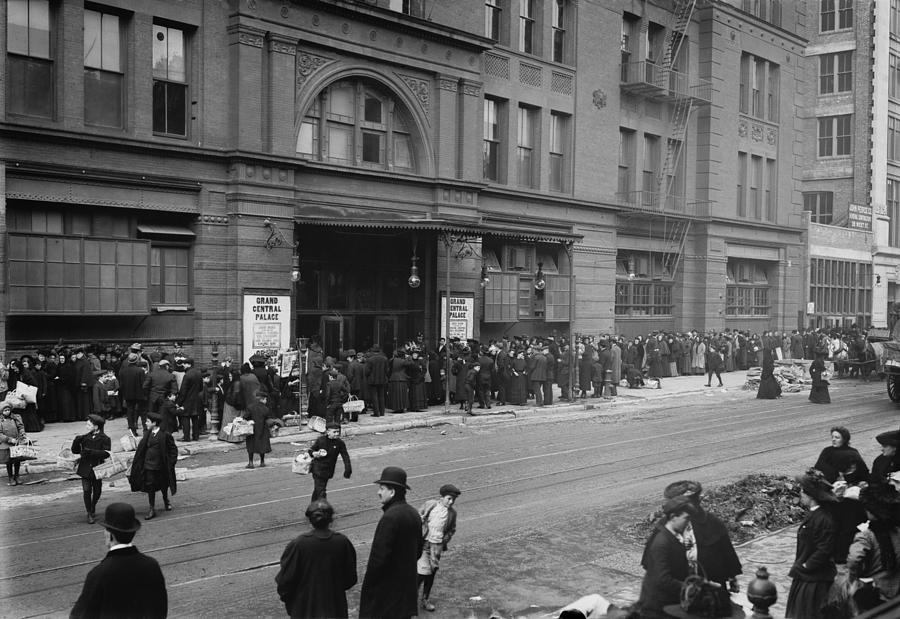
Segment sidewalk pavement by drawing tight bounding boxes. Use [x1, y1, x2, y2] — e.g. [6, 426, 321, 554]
[19, 372, 736, 477]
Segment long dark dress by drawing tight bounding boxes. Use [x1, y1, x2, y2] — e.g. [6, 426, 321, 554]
[507, 357, 528, 405]
[808, 358, 831, 404]
[17, 367, 44, 432]
[243, 402, 272, 456]
[57, 361, 79, 422]
[386, 357, 410, 412]
[38, 362, 58, 423]
[813, 444, 870, 563]
[426, 354, 444, 404]
[407, 358, 427, 412]
[756, 349, 782, 399]
[578, 345, 594, 394]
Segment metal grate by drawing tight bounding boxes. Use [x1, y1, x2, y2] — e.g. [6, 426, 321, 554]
[484, 53, 510, 79]
[550, 71, 573, 95]
[519, 62, 542, 88]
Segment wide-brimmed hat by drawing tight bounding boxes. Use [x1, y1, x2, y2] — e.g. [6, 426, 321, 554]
[798, 468, 838, 503]
[127, 353, 139, 364]
[876, 430, 900, 447]
[374, 466, 410, 490]
[99, 502, 142, 533]
[158, 359, 170, 367]
[663, 480, 702, 500]
[439, 484, 461, 498]
[130, 343, 142, 351]
[859, 483, 900, 524]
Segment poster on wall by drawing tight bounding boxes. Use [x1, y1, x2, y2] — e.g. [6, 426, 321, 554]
[440, 294, 474, 340]
[243, 294, 292, 362]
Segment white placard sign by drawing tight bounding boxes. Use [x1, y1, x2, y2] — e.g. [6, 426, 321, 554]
[243, 294, 291, 362]
[440, 294, 474, 340]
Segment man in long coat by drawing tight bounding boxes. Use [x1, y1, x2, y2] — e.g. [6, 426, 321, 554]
[118, 353, 147, 437]
[528, 348, 548, 406]
[128, 412, 177, 520]
[144, 359, 176, 414]
[364, 345, 389, 417]
[360, 466, 423, 618]
[175, 358, 203, 442]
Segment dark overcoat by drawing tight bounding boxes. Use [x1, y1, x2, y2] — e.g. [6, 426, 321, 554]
[693, 510, 743, 584]
[175, 367, 203, 416]
[308, 435, 351, 480]
[243, 402, 272, 455]
[128, 429, 178, 495]
[71, 431, 111, 479]
[143, 368, 176, 410]
[70, 546, 167, 619]
[789, 507, 837, 583]
[364, 352, 389, 386]
[117, 362, 147, 402]
[275, 528, 357, 619]
[638, 525, 690, 614]
[359, 496, 423, 618]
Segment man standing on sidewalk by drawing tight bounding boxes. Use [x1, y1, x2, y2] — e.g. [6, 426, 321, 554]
[365, 345, 389, 417]
[176, 358, 203, 442]
[118, 353, 147, 437]
[360, 466, 423, 618]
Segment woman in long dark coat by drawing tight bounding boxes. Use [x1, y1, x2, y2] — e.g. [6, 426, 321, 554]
[813, 426, 870, 563]
[243, 392, 273, 468]
[36, 351, 58, 423]
[452, 355, 469, 408]
[808, 353, 831, 404]
[578, 338, 594, 399]
[507, 351, 528, 405]
[756, 347, 782, 399]
[426, 352, 444, 405]
[386, 351, 411, 413]
[58, 352, 79, 422]
[407, 351, 427, 412]
[18, 356, 44, 432]
[785, 469, 838, 619]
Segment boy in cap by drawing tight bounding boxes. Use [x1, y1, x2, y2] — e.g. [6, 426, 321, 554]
[71, 414, 111, 524]
[307, 422, 352, 501]
[417, 484, 461, 611]
[637, 495, 696, 618]
[128, 412, 178, 520]
[71, 502, 168, 619]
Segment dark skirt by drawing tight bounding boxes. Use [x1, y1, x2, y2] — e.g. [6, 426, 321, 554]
[408, 382, 426, 411]
[507, 374, 528, 405]
[832, 500, 867, 563]
[57, 387, 77, 422]
[142, 469, 169, 493]
[785, 578, 832, 618]
[386, 381, 408, 411]
[756, 377, 782, 399]
[245, 424, 272, 455]
[20, 404, 44, 432]
[809, 384, 831, 404]
[427, 374, 444, 403]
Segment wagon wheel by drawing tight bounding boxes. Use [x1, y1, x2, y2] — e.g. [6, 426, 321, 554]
[888, 375, 900, 403]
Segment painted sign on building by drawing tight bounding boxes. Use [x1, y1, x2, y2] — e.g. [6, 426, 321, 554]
[243, 294, 292, 362]
[848, 203, 872, 231]
[440, 294, 474, 340]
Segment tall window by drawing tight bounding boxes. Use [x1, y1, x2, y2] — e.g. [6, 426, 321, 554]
[388, 0, 425, 17]
[743, 0, 781, 25]
[519, 0, 535, 54]
[726, 259, 770, 316]
[765, 158, 776, 221]
[890, 116, 900, 162]
[838, 0, 853, 28]
[7, 0, 52, 118]
[485, 0, 501, 41]
[84, 10, 122, 128]
[804, 192, 834, 224]
[737, 151, 747, 217]
[642, 134, 660, 207]
[821, 0, 835, 31]
[892, 0, 900, 37]
[818, 115, 851, 157]
[297, 79, 418, 173]
[664, 138, 685, 209]
[549, 112, 568, 192]
[152, 24, 187, 136]
[740, 53, 779, 121]
[551, 0, 565, 63]
[892, 55, 900, 99]
[516, 105, 536, 187]
[809, 259, 871, 327]
[621, 14, 638, 81]
[618, 128, 636, 198]
[819, 52, 852, 94]
[483, 97, 503, 181]
[889, 179, 900, 247]
[151, 246, 190, 306]
[750, 155, 762, 219]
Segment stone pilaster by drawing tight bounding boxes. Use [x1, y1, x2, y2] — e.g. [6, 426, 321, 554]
[267, 34, 297, 156]
[228, 24, 265, 151]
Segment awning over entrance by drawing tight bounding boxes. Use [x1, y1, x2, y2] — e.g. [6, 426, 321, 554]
[297, 213, 581, 244]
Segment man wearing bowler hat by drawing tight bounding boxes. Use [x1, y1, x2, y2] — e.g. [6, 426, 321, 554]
[872, 428, 900, 482]
[70, 502, 168, 618]
[360, 466, 423, 619]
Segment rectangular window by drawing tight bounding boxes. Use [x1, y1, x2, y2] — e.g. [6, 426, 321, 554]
[821, 0, 835, 32]
[642, 134, 660, 207]
[767, 63, 779, 121]
[737, 151, 748, 218]
[837, 51, 852, 92]
[751, 57, 763, 117]
[726, 259, 770, 316]
[150, 246, 190, 306]
[803, 192, 834, 224]
[519, 0, 534, 54]
[819, 55, 834, 94]
[483, 97, 502, 181]
[6, 0, 53, 118]
[892, 0, 900, 37]
[838, 0, 853, 28]
[891, 55, 900, 99]
[485, 0, 501, 41]
[889, 179, 900, 247]
[84, 10, 123, 128]
[551, 0, 565, 63]
[549, 111, 568, 192]
[890, 117, 900, 162]
[516, 105, 535, 187]
[152, 24, 187, 137]
[820, 52, 852, 94]
[739, 54, 749, 114]
[809, 258, 872, 326]
[618, 128, 635, 199]
[818, 115, 851, 157]
[750, 155, 762, 219]
[741, 53, 779, 121]
[765, 158, 776, 221]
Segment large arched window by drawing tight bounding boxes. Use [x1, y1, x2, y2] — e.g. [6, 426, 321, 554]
[296, 78, 419, 173]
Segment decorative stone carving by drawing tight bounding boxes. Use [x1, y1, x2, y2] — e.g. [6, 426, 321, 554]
[462, 83, 480, 97]
[592, 89, 607, 109]
[438, 78, 457, 92]
[738, 120, 748, 137]
[398, 73, 430, 113]
[750, 123, 763, 142]
[239, 32, 264, 48]
[246, 0, 257, 9]
[200, 215, 229, 225]
[766, 127, 777, 145]
[270, 39, 296, 55]
[341, 23, 350, 34]
[296, 52, 331, 86]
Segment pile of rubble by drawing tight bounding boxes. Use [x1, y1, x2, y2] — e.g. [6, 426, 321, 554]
[742, 359, 823, 393]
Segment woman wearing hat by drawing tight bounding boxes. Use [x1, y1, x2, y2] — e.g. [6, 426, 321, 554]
[808, 349, 831, 404]
[845, 483, 900, 611]
[636, 495, 696, 618]
[813, 426, 871, 563]
[872, 429, 900, 483]
[0, 402, 27, 486]
[72, 415, 111, 524]
[386, 349, 412, 414]
[18, 355, 45, 432]
[785, 468, 839, 619]
[417, 484, 461, 612]
[756, 347, 782, 400]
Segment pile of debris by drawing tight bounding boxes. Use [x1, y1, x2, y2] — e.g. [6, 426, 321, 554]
[742, 359, 821, 393]
[622, 473, 806, 546]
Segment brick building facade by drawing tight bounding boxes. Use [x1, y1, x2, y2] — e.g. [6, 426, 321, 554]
[1, 0, 812, 361]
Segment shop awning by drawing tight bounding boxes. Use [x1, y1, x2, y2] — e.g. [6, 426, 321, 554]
[297, 214, 581, 244]
[137, 224, 196, 238]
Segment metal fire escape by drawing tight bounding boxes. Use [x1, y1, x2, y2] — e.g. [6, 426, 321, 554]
[657, 0, 698, 279]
